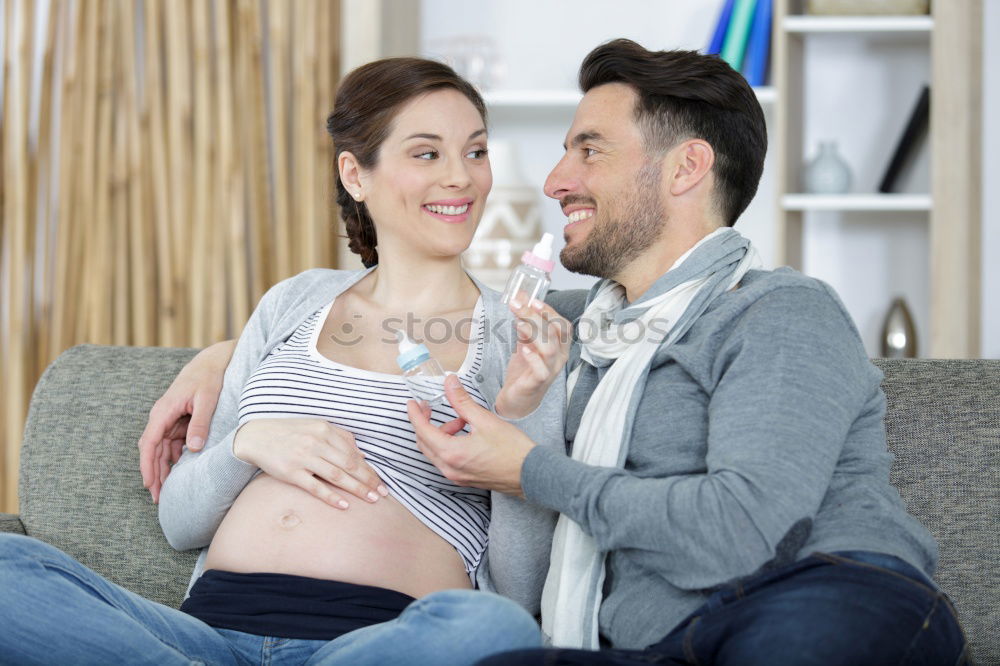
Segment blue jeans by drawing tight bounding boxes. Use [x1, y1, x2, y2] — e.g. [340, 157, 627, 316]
[0, 534, 541, 665]
[478, 551, 968, 665]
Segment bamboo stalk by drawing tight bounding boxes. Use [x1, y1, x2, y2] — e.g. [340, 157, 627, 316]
[122, 0, 154, 347]
[292, 0, 317, 273]
[50, 0, 83, 359]
[217, 0, 249, 330]
[317, 0, 338, 268]
[143, 0, 176, 346]
[239, 0, 272, 301]
[84, 0, 116, 344]
[269, 0, 292, 281]
[34, 0, 61, 375]
[188, 0, 213, 346]
[163, 0, 192, 343]
[2, 0, 32, 513]
[111, 0, 129, 346]
[67, 0, 100, 347]
[206, 0, 231, 341]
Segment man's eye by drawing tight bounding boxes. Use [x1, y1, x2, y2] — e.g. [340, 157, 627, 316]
[415, 151, 438, 160]
[584, 148, 598, 158]
[466, 148, 488, 159]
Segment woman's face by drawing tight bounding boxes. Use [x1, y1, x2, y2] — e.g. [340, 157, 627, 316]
[358, 88, 492, 261]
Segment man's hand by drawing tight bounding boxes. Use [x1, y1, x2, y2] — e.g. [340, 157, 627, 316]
[495, 298, 571, 420]
[407, 375, 537, 496]
[138, 339, 236, 503]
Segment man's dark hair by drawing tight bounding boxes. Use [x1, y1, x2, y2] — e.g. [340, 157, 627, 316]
[579, 39, 767, 227]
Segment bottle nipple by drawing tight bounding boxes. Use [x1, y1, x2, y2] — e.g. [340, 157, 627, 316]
[522, 233, 555, 272]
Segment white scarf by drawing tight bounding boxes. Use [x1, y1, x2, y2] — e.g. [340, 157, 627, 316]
[540, 228, 762, 649]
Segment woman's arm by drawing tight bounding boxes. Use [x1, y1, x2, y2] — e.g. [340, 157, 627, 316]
[155, 278, 387, 551]
[139, 339, 237, 503]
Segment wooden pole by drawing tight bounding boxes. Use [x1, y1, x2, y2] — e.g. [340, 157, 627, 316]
[216, 0, 250, 331]
[163, 0, 192, 344]
[144, 0, 177, 346]
[122, 0, 154, 347]
[292, 0, 318, 273]
[189, 0, 213, 346]
[269, 0, 292, 281]
[2, 0, 32, 513]
[49, 0, 82, 359]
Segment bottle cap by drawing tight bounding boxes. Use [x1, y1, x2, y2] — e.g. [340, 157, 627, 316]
[521, 233, 555, 272]
[395, 329, 431, 371]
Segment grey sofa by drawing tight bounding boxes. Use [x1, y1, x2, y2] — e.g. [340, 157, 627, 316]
[1, 345, 998, 663]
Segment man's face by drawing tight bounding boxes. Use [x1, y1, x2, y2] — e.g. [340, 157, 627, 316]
[544, 83, 666, 280]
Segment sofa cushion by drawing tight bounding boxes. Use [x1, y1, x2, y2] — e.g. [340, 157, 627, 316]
[20, 344, 200, 609]
[874, 358, 1000, 665]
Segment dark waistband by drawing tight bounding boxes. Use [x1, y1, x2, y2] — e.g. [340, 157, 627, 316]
[180, 570, 417, 640]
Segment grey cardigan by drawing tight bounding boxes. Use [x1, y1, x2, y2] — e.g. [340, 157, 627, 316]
[522, 268, 939, 648]
[159, 267, 562, 613]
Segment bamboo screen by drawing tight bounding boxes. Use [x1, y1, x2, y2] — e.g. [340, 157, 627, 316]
[0, 0, 342, 514]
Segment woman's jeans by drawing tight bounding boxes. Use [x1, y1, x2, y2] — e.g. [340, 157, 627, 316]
[0, 534, 541, 665]
[479, 550, 968, 666]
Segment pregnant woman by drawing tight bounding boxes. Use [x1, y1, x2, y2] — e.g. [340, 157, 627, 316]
[0, 57, 569, 666]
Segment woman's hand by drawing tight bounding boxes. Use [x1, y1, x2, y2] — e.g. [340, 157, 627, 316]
[139, 339, 236, 503]
[494, 298, 571, 420]
[233, 418, 389, 509]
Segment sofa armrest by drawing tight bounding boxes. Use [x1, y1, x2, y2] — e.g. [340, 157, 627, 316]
[0, 513, 26, 535]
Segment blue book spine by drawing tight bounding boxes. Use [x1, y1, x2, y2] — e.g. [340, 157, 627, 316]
[743, 0, 773, 86]
[720, 0, 757, 71]
[707, 0, 737, 55]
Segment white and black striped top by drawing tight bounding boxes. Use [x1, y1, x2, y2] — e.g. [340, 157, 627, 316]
[236, 298, 491, 577]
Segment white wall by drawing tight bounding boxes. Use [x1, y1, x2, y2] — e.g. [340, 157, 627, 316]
[981, 0, 999, 358]
[419, 0, 997, 357]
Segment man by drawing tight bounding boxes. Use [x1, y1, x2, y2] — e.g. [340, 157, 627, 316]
[142, 40, 966, 665]
[403, 40, 966, 665]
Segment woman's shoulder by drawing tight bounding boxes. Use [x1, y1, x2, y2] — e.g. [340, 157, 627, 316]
[264, 268, 367, 302]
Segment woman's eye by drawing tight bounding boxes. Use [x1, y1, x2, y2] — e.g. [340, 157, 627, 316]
[415, 150, 438, 160]
[466, 148, 488, 159]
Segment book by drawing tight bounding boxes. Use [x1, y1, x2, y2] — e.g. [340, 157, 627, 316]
[720, 0, 758, 71]
[707, 0, 737, 55]
[878, 85, 930, 193]
[743, 0, 773, 86]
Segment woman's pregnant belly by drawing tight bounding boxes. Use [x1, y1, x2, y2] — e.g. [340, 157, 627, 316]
[204, 474, 473, 598]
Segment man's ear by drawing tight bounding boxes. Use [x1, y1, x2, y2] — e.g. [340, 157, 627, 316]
[338, 151, 365, 200]
[667, 139, 715, 197]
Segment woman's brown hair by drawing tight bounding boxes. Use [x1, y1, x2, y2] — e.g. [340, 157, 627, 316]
[327, 58, 487, 267]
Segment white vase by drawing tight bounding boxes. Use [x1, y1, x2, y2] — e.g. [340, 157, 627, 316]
[804, 141, 852, 194]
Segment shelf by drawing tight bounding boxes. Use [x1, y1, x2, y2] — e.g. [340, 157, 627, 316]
[782, 193, 932, 211]
[484, 86, 777, 109]
[483, 89, 581, 107]
[783, 15, 933, 34]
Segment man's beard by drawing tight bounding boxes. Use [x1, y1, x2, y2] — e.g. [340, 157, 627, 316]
[559, 163, 665, 280]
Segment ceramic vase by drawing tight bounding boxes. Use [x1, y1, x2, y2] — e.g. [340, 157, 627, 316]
[804, 141, 853, 194]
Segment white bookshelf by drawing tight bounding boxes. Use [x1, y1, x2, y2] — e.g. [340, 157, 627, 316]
[781, 194, 931, 211]
[783, 15, 933, 34]
[774, 1, 982, 357]
[484, 86, 778, 110]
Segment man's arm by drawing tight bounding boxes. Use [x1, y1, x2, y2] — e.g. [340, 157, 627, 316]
[138, 339, 237, 503]
[412, 286, 879, 590]
[520, 285, 878, 589]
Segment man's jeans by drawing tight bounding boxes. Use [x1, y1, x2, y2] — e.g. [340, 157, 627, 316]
[479, 550, 968, 666]
[0, 534, 542, 665]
